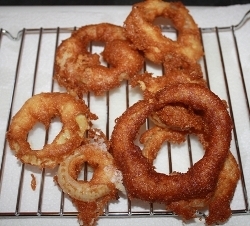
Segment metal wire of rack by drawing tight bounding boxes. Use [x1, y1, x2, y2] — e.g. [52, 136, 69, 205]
[0, 9, 250, 223]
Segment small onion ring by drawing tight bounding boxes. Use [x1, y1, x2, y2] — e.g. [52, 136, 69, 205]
[124, 0, 203, 64]
[55, 23, 144, 97]
[111, 83, 232, 203]
[7, 92, 97, 168]
[57, 143, 124, 202]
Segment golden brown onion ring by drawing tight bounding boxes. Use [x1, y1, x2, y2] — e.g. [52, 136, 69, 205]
[57, 143, 124, 202]
[56, 130, 124, 226]
[111, 83, 232, 203]
[55, 23, 144, 97]
[7, 92, 97, 168]
[124, 0, 203, 64]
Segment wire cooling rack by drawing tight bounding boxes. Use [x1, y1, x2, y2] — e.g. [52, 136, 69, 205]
[0, 9, 250, 224]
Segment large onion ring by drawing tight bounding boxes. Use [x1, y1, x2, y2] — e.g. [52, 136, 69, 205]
[111, 83, 232, 203]
[124, 0, 203, 64]
[7, 92, 97, 168]
[55, 23, 144, 97]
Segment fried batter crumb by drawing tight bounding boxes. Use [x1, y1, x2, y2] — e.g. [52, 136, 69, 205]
[31, 173, 36, 191]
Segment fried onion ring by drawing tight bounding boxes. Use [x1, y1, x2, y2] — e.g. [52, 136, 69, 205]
[55, 23, 144, 97]
[55, 129, 124, 226]
[141, 125, 240, 225]
[57, 142, 124, 202]
[7, 92, 97, 168]
[111, 83, 232, 203]
[57, 139, 124, 226]
[124, 0, 203, 64]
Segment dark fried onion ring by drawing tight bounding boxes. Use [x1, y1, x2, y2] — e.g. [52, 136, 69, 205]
[111, 83, 232, 203]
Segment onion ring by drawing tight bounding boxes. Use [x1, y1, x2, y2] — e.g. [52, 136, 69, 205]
[7, 92, 97, 168]
[111, 83, 232, 203]
[57, 139, 124, 226]
[55, 23, 144, 97]
[141, 125, 240, 225]
[57, 143, 123, 202]
[57, 127, 124, 203]
[124, 0, 203, 64]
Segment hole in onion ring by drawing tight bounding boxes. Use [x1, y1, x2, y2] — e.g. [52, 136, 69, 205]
[140, 128, 205, 174]
[138, 118, 205, 175]
[144, 59, 163, 76]
[171, 139, 204, 173]
[153, 17, 177, 41]
[90, 41, 106, 66]
[47, 117, 63, 144]
[28, 122, 46, 150]
[76, 163, 94, 182]
[151, 142, 169, 174]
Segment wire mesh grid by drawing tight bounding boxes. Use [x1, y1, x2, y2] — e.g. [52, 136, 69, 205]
[0, 10, 250, 223]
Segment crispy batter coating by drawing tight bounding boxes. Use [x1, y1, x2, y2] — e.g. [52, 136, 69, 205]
[205, 151, 240, 225]
[73, 191, 119, 226]
[111, 84, 232, 204]
[7, 92, 97, 168]
[57, 134, 124, 226]
[57, 143, 124, 202]
[166, 152, 240, 225]
[130, 53, 206, 99]
[141, 124, 240, 225]
[55, 23, 144, 97]
[140, 126, 186, 162]
[124, 0, 203, 64]
[150, 105, 204, 132]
